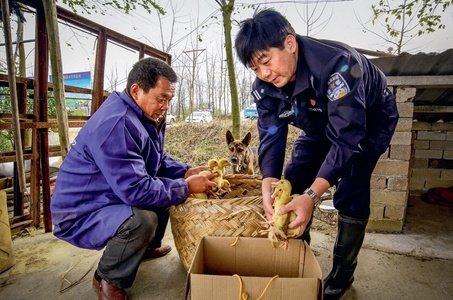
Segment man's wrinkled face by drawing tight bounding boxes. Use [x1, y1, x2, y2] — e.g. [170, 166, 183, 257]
[130, 78, 175, 122]
[248, 35, 298, 88]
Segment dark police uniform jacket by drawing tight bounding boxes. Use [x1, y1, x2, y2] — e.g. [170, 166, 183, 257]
[252, 35, 399, 186]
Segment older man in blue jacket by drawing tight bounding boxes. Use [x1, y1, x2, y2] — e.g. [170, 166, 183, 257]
[51, 57, 217, 299]
[235, 9, 399, 300]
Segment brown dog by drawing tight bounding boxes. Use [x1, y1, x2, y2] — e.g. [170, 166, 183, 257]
[226, 130, 259, 175]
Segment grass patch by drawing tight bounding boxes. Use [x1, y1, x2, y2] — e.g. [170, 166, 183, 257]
[164, 118, 301, 170]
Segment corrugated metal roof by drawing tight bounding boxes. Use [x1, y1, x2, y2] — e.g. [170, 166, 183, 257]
[370, 49, 453, 122]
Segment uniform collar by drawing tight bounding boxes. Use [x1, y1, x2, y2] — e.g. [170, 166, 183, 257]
[292, 35, 311, 96]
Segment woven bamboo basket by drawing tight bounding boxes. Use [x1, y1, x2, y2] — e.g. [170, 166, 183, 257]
[169, 174, 265, 271]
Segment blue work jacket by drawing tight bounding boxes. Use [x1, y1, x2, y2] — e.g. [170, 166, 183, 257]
[253, 35, 399, 185]
[50, 91, 190, 250]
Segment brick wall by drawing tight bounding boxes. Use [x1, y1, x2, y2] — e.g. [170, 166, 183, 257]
[410, 122, 453, 192]
[368, 87, 414, 232]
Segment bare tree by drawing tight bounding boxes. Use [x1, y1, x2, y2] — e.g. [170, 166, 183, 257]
[172, 52, 191, 119]
[204, 52, 217, 112]
[293, 0, 334, 36]
[216, 30, 225, 116]
[106, 64, 119, 92]
[184, 47, 205, 120]
[145, 0, 186, 53]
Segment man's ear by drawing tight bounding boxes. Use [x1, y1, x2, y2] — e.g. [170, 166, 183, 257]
[129, 83, 140, 100]
[285, 35, 297, 52]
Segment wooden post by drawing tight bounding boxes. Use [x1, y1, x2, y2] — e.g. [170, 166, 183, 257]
[30, 1, 49, 228]
[40, 0, 62, 232]
[1, 0, 28, 205]
[92, 27, 107, 113]
[42, 0, 70, 159]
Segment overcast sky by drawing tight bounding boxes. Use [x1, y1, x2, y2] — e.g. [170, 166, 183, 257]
[82, 0, 453, 54]
[2, 0, 452, 88]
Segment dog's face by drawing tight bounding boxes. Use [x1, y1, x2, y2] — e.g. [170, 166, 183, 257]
[226, 130, 251, 165]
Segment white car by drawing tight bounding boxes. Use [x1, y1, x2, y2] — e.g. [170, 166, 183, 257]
[185, 111, 213, 124]
[166, 113, 176, 124]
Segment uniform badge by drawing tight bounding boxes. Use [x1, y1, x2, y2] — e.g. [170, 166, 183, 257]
[327, 72, 349, 101]
[279, 109, 294, 118]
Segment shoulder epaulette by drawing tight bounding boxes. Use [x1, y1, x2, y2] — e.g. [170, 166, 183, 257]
[252, 88, 265, 101]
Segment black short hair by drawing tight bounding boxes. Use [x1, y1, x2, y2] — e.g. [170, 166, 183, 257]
[235, 8, 295, 67]
[126, 57, 177, 93]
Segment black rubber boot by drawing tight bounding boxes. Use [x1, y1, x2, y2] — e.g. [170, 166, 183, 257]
[323, 214, 368, 300]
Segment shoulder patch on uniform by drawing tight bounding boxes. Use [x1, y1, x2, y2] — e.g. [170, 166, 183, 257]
[327, 72, 350, 101]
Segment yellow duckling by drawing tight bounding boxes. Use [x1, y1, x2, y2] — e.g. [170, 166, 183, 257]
[191, 167, 216, 199]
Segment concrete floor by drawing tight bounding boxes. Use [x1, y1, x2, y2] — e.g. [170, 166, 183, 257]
[0, 194, 452, 299]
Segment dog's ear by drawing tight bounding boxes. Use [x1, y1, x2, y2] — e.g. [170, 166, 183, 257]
[226, 130, 235, 145]
[242, 132, 252, 147]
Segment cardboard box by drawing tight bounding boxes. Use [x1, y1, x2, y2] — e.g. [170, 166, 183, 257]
[187, 236, 323, 300]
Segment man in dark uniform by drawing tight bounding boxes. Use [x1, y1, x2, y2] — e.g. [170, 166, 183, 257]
[235, 9, 399, 300]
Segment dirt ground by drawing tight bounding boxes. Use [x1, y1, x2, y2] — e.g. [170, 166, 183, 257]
[0, 193, 452, 300]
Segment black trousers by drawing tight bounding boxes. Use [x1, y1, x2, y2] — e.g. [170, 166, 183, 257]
[96, 206, 169, 289]
[284, 134, 380, 219]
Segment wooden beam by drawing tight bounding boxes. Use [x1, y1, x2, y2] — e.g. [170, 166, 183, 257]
[0, 73, 109, 96]
[0, 74, 33, 86]
[0, 113, 90, 120]
[0, 122, 85, 129]
[19, 0, 172, 63]
[0, 121, 87, 130]
[55, 6, 170, 62]
[0, 145, 63, 163]
[0, 113, 35, 120]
